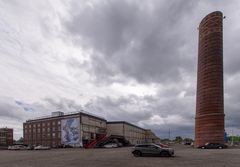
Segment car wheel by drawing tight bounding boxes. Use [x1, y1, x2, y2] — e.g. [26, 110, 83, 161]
[160, 151, 170, 157]
[133, 151, 142, 157]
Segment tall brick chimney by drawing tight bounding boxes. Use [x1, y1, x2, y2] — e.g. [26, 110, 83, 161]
[195, 11, 225, 147]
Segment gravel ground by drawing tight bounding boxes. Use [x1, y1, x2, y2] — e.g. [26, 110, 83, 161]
[0, 144, 239, 167]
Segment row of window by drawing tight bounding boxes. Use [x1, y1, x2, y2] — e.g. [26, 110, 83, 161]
[25, 121, 61, 129]
[82, 117, 105, 127]
[24, 126, 61, 134]
[25, 132, 61, 139]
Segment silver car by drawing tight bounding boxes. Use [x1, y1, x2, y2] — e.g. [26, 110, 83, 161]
[132, 143, 174, 157]
[34, 145, 50, 150]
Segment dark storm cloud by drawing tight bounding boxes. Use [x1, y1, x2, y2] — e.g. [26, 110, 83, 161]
[71, 0, 240, 137]
[0, 97, 33, 121]
[62, 0, 240, 137]
[225, 103, 240, 128]
[0, 96, 83, 123]
[222, 6, 240, 76]
[65, 0, 197, 84]
[0, 102, 23, 120]
[224, 77, 240, 128]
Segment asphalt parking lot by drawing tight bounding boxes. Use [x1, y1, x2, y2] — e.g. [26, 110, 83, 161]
[0, 144, 240, 167]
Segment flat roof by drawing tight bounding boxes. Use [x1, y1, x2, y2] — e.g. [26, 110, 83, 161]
[0, 127, 13, 130]
[25, 110, 106, 123]
[107, 121, 146, 131]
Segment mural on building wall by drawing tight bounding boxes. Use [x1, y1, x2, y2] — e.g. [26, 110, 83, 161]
[61, 118, 81, 145]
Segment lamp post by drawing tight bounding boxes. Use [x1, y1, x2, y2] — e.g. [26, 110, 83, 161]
[231, 128, 234, 146]
[168, 128, 171, 144]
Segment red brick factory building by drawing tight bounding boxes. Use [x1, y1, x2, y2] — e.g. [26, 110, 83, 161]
[0, 128, 13, 146]
[195, 11, 225, 147]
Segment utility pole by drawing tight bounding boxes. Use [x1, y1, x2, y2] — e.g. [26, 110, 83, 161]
[231, 128, 234, 146]
[168, 128, 171, 143]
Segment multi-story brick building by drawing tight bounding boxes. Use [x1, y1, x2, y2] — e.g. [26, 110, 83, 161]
[0, 128, 13, 146]
[23, 111, 107, 147]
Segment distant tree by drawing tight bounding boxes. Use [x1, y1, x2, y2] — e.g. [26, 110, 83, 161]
[160, 138, 171, 144]
[228, 136, 240, 143]
[175, 136, 183, 143]
[17, 137, 24, 143]
[183, 138, 193, 145]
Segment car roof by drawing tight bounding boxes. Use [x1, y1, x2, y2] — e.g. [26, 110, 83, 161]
[135, 143, 158, 146]
[136, 143, 152, 145]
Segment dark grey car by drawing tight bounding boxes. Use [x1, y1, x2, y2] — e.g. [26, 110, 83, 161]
[132, 144, 174, 157]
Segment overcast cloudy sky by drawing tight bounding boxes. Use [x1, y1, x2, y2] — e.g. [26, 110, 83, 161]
[1, 0, 240, 140]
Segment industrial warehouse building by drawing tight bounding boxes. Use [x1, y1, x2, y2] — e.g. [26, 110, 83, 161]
[0, 128, 13, 146]
[107, 121, 160, 145]
[23, 111, 160, 148]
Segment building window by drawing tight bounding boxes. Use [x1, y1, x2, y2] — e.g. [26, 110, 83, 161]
[91, 133, 94, 139]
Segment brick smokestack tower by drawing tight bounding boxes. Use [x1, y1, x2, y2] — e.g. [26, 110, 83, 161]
[195, 11, 225, 147]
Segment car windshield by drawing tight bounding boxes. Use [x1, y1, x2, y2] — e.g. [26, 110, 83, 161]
[152, 144, 161, 148]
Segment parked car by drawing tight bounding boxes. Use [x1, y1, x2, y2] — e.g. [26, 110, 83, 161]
[198, 143, 227, 149]
[8, 145, 27, 150]
[132, 143, 174, 157]
[8, 146, 14, 150]
[34, 145, 50, 150]
[103, 143, 118, 148]
[184, 142, 192, 145]
[26, 145, 34, 150]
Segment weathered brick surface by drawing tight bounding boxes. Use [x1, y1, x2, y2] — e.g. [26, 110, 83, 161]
[195, 11, 224, 147]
